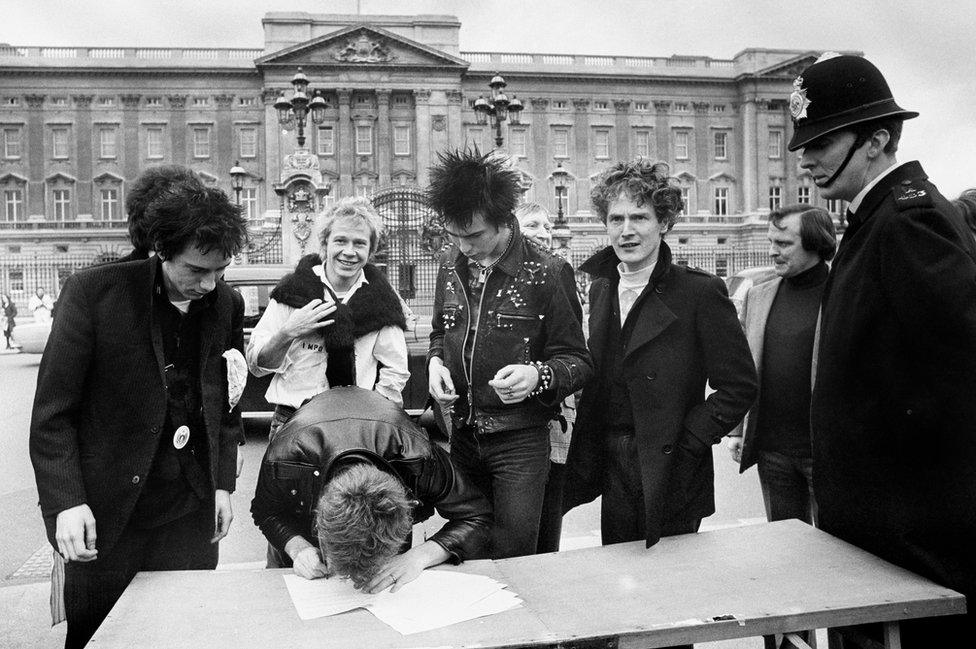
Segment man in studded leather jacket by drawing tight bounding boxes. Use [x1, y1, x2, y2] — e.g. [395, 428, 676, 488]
[426, 149, 591, 558]
[251, 387, 491, 592]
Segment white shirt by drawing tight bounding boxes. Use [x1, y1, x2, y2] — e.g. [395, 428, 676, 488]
[245, 266, 410, 407]
[848, 161, 903, 215]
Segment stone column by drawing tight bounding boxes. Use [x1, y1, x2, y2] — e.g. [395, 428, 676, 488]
[413, 89, 432, 188]
[337, 89, 352, 197]
[25, 94, 46, 217]
[214, 94, 235, 190]
[376, 89, 391, 186]
[613, 100, 631, 161]
[167, 95, 187, 164]
[121, 94, 141, 183]
[262, 87, 283, 212]
[742, 97, 758, 213]
[572, 98, 590, 213]
[447, 89, 464, 151]
[653, 101, 671, 162]
[530, 98, 550, 203]
[73, 95, 94, 217]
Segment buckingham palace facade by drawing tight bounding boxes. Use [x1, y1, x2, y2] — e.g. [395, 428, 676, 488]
[0, 11, 844, 303]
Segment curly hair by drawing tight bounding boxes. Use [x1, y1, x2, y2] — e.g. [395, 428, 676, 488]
[315, 463, 413, 588]
[315, 197, 385, 256]
[147, 182, 248, 261]
[426, 148, 521, 230]
[126, 166, 205, 255]
[590, 160, 683, 230]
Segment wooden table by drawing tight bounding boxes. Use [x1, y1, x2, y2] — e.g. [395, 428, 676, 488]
[90, 520, 964, 648]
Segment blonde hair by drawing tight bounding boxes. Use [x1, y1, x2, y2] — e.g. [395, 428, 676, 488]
[316, 197, 385, 255]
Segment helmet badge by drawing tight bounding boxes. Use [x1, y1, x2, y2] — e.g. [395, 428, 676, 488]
[790, 76, 811, 121]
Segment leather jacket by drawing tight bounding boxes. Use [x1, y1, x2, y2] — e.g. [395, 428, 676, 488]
[250, 387, 491, 562]
[427, 227, 592, 434]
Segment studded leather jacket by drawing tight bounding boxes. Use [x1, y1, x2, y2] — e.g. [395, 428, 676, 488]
[250, 387, 492, 563]
[427, 227, 592, 434]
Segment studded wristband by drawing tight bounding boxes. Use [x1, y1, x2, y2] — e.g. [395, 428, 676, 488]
[527, 361, 553, 398]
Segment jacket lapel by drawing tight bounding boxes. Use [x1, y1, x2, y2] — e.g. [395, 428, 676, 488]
[623, 291, 677, 359]
[147, 259, 168, 387]
[745, 278, 780, 371]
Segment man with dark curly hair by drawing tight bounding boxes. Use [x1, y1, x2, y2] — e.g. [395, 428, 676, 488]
[120, 165, 205, 261]
[425, 148, 591, 558]
[251, 387, 492, 592]
[564, 160, 757, 558]
[31, 178, 248, 649]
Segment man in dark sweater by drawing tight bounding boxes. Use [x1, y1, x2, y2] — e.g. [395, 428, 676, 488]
[726, 204, 836, 525]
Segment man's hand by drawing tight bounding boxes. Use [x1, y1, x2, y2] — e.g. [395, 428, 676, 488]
[236, 451, 244, 478]
[280, 298, 336, 339]
[55, 504, 97, 562]
[285, 536, 328, 580]
[211, 489, 233, 543]
[488, 364, 540, 404]
[362, 541, 449, 594]
[427, 357, 458, 408]
[726, 436, 743, 464]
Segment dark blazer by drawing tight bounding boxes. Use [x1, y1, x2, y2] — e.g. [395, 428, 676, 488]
[811, 161, 976, 601]
[564, 242, 757, 546]
[30, 257, 245, 556]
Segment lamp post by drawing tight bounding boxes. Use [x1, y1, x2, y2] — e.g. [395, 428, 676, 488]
[551, 162, 572, 253]
[229, 160, 246, 206]
[473, 73, 524, 148]
[274, 67, 328, 148]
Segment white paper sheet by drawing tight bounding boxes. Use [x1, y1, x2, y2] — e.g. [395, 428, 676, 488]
[282, 570, 523, 634]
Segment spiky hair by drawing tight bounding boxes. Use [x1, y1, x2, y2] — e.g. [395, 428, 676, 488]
[126, 165, 204, 254]
[426, 148, 521, 230]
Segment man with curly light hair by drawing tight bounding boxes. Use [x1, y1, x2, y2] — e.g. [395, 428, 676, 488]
[563, 160, 757, 562]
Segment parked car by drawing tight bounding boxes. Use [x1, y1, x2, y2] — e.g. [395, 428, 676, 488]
[725, 266, 778, 320]
[14, 317, 52, 354]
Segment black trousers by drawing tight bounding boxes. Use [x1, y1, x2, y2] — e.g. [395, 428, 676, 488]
[63, 503, 217, 649]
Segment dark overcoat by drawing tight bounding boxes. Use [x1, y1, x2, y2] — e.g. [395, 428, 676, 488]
[29, 257, 245, 556]
[564, 243, 757, 546]
[811, 161, 976, 603]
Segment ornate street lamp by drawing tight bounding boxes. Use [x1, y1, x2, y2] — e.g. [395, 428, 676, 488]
[473, 73, 524, 148]
[274, 67, 328, 148]
[229, 160, 246, 205]
[551, 162, 572, 253]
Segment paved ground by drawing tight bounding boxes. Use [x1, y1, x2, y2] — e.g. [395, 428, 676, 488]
[0, 347, 813, 649]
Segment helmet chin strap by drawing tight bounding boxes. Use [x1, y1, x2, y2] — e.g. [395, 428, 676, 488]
[820, 135, 868, 187]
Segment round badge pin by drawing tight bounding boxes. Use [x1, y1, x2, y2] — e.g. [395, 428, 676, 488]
[173, 425, 190, 450]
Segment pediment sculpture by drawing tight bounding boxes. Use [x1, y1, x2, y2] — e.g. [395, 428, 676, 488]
[334, 33, 396, 63]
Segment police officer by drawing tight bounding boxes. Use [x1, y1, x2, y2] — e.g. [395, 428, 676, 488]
[791, 54, 976, 646]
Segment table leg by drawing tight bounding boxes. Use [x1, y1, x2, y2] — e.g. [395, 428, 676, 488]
[882, 621, 901, 649]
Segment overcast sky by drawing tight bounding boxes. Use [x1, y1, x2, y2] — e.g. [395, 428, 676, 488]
[5, 0, 973, 197]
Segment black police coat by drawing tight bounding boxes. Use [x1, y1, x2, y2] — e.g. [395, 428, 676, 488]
[811, 161, 976, 602]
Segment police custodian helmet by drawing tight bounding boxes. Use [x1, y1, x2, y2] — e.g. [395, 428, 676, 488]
[787, 53, 918, 152]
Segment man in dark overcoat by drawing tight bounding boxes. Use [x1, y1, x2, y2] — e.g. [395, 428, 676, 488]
[563, 160, 757, 559]
[30, 178, 249, 649]
[791, 53, 976, 645]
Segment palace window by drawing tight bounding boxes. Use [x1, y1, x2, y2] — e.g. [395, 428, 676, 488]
[674, 102, 689, 113]
[355, 125, 373, 155]
[99, 188, 119, 220]
[241, 187, 258, 221]
[552, 100, 568, 110]
[52, 127, 70, 159]
[714, 131, 728, 160]
[509, 128, 527, 157]
[2, 127, 22, 159]
[3, 188, 24, 222]
[51, 97, 68, 107]
[317, 126, 334, 156]
[713, 187, 729, 216]
[797, 186, 811, 204]
[192, 127, 211, 158]
[393, 125, 410, 156]
[680, 186, 690, 215]
[594, 129, 610, 159]
[594, 101, 609, 110]
[239, 127, 257, 158]
[97, 97, 115, 107]
[98, 127, 117, 159]
[193, 97, 209, 108]
[768, 129, 783, 159]
[238, 97, 255, 107]
[146, 127, 164, 159]
[145, 97, 162, 108]
[53, 188, 72, 221]
[769, 186, 782, 211]
[553, 128, 570, 158]
[674, 131, 689, 160]
[634, 130, 650, 158]
[634, 102, 649, 112]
